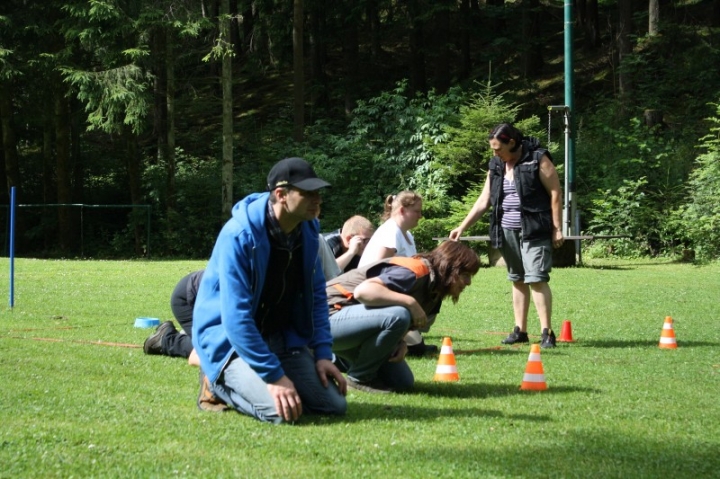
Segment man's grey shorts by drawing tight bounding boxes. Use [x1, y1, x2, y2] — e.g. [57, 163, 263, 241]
[499, 228, 552, 284]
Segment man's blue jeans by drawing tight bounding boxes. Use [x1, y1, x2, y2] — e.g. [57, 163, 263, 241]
[329, 304, 414, 390]
[211, 333, 347, 424]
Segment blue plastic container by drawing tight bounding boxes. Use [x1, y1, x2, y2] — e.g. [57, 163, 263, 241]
[134, 317, 160, 328]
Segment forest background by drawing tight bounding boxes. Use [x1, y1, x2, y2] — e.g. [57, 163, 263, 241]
[1, 0, 719, 261]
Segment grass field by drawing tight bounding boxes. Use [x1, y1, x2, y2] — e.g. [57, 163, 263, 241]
[1, 257, 718, 478]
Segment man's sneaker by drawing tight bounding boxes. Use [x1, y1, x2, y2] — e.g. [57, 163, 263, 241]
[197, 371, 229, 412]
[346, 377, 394, 394]
[406, 340, 439, 357]
[501, 326, 529, 345]
[143, 321, 177, 354]
[541, 328, 557, 349]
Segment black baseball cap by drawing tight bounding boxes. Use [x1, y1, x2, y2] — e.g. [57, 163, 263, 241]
[266, 157, 331, 191]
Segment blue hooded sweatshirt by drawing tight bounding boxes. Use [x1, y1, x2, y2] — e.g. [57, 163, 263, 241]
[191, 192, 333, 384]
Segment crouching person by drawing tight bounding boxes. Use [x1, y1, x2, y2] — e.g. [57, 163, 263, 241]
[326, 241, 480, 393]
[192, 158, 347, 423]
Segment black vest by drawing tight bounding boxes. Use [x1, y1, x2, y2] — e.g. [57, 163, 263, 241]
[488, 138, 553, 248]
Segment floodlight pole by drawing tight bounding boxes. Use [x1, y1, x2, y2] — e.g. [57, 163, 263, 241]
[563, 0, 577, 239]
[547, 105, 572, 237]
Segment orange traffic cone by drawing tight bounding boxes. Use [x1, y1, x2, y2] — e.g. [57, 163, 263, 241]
[520, 344, 548, 391]
[658, 316, 677, 349]
[558, 320, 575, 342]
[433, 337, 459, 382]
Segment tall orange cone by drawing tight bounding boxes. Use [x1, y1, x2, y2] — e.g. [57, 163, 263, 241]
[520, 344, 548, 391]
[558, 320, 575, 342]
[433, 337, 459, 382]
[658, 316, 677, 349]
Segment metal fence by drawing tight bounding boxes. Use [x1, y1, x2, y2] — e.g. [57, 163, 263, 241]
[1, 203, 152, 258]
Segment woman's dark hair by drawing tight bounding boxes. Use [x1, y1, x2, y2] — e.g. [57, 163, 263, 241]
[488, 123, 524, 152]
[417, 241, 481, 303]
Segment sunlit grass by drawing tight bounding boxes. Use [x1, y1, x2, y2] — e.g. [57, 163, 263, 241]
[1, 258, 718, 478]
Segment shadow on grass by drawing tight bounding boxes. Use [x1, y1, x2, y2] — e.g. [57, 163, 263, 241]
[412, 381, 599, 399]
[578, 264, 637, 270]
[302, 403, 553, 425]
[298, 383, 601, 426]
[580, 339, 718, 348]
[580, 259, 682, 269]
[452, 347, 522, 356]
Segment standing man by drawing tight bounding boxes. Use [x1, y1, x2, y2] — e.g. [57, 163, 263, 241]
[192, 157, 347, 423]
[322, 215, 375, 273]
[449, 123, 564, 348]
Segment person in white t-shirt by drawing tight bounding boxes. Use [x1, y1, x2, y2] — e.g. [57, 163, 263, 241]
[358, 191, 437, 357]
[359, 191, 422, 267]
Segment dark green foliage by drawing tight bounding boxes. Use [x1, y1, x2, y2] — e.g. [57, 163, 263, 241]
[677, 102, 720, 261]
[3, 0, 720, 260]
[303, 80, 468, 236]
[431, 82, 544, 195]
[577, 110, 699, 257]
[143, 149, 226, 258]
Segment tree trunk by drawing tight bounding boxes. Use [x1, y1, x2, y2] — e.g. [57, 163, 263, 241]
[585, 0, 600, 49]
[153, 27, 168, 166]
[309, 0, 329, 109]
[124, 128, 144, 256]
[459, 0, 471, 80]
[342, 2, 360, 115]
[55, 92, 74, 254]
[221, 0, 234, 218]
[242, 3, 254, 53]
[42, 116, 54, 251]
[406, 0, 427, 95]
[293, 0, 305, 140]
[648, 0, 659, 35]
[521, 0, 544, 78]
[576, 0, 587, 26]
[0, 81, 21, 199]
[367, 0, 382, 59]
[432, 0, 452, 93]
[166, 27, 176, 214]
[0, 137, 6, 206]
[230, 0, 241, 54]
[643, 109, 665, 129]
[70, 97, 83, 205]
[617, 0, 634, 99]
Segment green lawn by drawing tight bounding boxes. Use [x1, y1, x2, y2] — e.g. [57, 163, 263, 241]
[1, 257, 718, 478]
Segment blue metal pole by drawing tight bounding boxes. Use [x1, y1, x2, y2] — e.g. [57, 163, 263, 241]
[9, 187, 16, 308]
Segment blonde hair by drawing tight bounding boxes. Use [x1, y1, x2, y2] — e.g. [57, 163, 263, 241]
[341, 215, 374, 236]
[381, 191, 422, 222]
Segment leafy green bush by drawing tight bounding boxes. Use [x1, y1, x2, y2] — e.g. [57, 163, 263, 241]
[303, 80, 468, 232]
[143, 149, 224, 258]
[677, 103, 720, 260]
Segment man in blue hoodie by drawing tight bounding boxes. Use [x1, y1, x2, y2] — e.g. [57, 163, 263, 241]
[192, 157, 347, 424]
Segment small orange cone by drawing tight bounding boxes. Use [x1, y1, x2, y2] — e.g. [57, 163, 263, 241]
[520, 344, 548, 391]
[433, 337, 459, 382]
[558, 320, 575, 342]
[658, 316, 677, 349]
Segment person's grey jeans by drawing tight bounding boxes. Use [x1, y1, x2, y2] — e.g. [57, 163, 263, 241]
[211, 333, 347, 424]
[330, 304, 414, 390]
